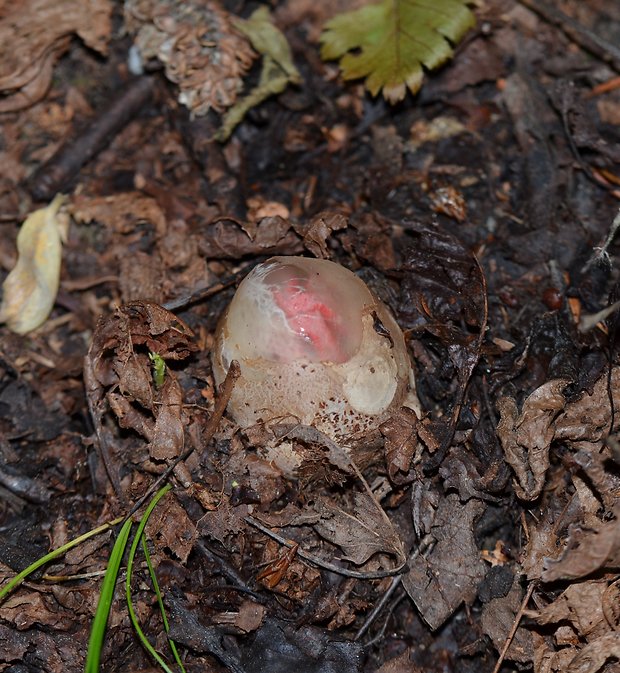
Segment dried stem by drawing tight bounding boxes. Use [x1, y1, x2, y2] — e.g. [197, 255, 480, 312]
[492, 580, 536, 673]
[245, 515, 408, 580]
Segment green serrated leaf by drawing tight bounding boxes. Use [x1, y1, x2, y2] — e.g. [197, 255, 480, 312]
[320, 0, 476, 103]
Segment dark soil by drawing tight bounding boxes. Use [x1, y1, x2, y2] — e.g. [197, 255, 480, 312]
[1, 1, 620, 672]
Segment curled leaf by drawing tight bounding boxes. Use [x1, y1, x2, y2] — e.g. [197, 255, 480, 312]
[232, 7, 301, 84]
[217, 7, 301, 141]
[0, 195, 68, 334]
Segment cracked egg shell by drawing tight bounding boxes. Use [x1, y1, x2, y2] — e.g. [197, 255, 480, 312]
[211, 256, 418, 440]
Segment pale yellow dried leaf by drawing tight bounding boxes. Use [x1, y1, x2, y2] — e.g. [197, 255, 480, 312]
[0, 195, 68, 335]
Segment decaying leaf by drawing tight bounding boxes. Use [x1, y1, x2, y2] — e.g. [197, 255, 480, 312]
[481, 575, 532, 662]
[497, 380, 568, 501]
[603, 579, 620, 630]
[534, 581, 608, 639]
[375, 650, 421, 673]
[542, 509, 620, 582]
[314, 492, 405, 566]
[148, 376, 186, 462]
[199, 501, 250, 547]
[84, 301, 196, 493]
[320, 0, 476, 103]
[292, 211, 349, 259]
[124, 0, 255, 115]
[199, 216, 303, 258]
[496, 367, 620, 508]
[217, 7, 301, 141]
[146, 494, 197, 563]
[521, 514, 560, 581]
[71, 192, 166, 236]
[0, 195, 68, 335]
[403, 494, 486, 630]
[0, 0, 111, 112]
[381, 407, 420, 484]
[565, 633, 620, 673]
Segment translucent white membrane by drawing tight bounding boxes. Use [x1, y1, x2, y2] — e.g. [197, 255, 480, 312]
[212, 256, 417, 440]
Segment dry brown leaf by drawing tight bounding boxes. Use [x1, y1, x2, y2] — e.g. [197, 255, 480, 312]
[381, 407, 420, 484]
[534, 581, 608, 640]
[124, 0, 255, 115]
[375, 649, 421, 673]
[84, 301, 196, 492]
[199, 501, 250, 546]
[119, 251, 165, 304]
[234, 601, 265, 633]
[199, 216, 303, 259]
[481, 575, 533, 662]
[602, 579, 620, 631]
[148, 376, 186, 462]
[0, 0, 111, 112]
[146, 495, 197, 563]
[533, 633, 579, 673]
[0, 195, 68, 334]
[521, 515, 560, 581]
[292, 211, 349, 259]
[497, 380, 568, 501]
[403, 494, 486, 630]
[542, 509, 620, 582]
[555, 368, 620, 444]
[565, 632, 620, 673]
[71, 192, 167, 236]
[314, 492, 405, 566]
[0, 591, 73, 631]
[497, 368, 620, 506]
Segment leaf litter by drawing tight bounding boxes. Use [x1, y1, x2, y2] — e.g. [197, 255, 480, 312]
[1, 1, 620, 672]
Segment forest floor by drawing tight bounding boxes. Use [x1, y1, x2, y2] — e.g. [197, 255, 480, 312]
[1, 1, 620, 672]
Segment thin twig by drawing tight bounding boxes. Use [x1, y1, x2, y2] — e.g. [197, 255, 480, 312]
[27, 76, 156, 202]
[579, 300, 620, 333]
[354, 535, 433, 641]
[492, 580, 536, 673]
[362, 591, 407, 649]
[581, 208, 620, 274]
[245, 515, 408, 580]
[517, 0, 620, 71]
[83, 356, 124, 501]
[163, 269, 247, 312]
[123, 360, 240, 523]
[195, 541, 264, 601]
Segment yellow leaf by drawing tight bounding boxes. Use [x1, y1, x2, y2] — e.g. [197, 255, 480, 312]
[0, 195, 68, 335]
[217, 7, 301, 141]
[232, 7, 301, 85]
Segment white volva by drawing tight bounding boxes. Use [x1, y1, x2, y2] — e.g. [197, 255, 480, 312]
[212, 256, 419, 441]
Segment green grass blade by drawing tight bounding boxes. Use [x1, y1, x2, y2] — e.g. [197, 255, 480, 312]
[0, 516, 124, 604]
[84, 518, 133, 673]
[126, 484, 175, 673]
[142, 534, 187, 673]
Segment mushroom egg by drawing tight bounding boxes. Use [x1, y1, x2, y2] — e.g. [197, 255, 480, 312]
[212, 256, 418, 440]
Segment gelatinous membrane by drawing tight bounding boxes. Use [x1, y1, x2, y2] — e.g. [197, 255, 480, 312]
[213, 256, 418, 441]
[222, 257, 369, 365]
